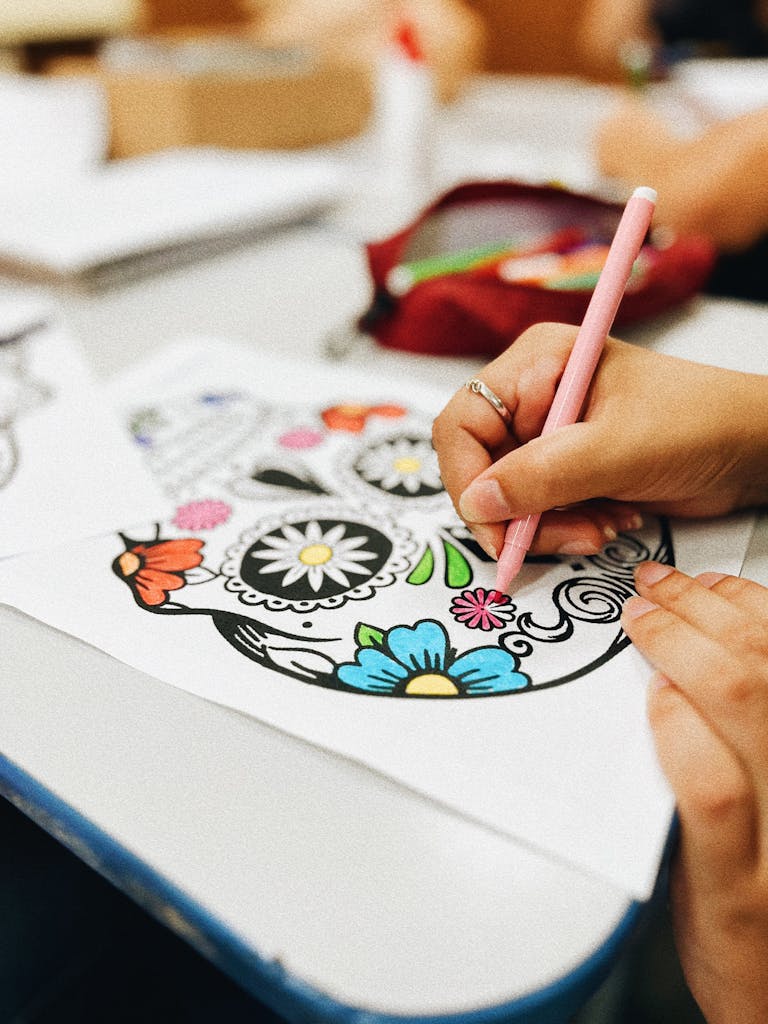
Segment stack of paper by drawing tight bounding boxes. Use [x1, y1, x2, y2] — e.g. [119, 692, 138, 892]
[0, 148, 346, 287]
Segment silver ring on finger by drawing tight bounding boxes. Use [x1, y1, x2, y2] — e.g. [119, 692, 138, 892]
[464, 377, 513, 430]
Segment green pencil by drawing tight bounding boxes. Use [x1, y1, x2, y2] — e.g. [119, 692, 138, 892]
[386, 239, 521, 295]
[544, 271, 602, 291]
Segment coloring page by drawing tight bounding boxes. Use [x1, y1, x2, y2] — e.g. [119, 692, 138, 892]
[0, 338, 754, 897]
[0, 324, 51, 492]
[0, 307, 169, 558]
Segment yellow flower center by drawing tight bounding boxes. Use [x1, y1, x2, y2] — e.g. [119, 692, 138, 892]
[337, 404, 367, 416]
[405, 673, 459, 696]
[299, 543, 333, 566]
[393, 456, 421, 474]
[118, 551, 141, 577]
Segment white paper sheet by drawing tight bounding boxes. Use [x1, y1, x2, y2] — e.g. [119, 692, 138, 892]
[0, 305, 169, 558]
[0, 73, 108, 187]
[0, 339, 755, 898]
[0, 148, 346, 282]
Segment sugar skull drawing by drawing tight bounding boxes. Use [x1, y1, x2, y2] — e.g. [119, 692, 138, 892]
[114, 389, 674, 698]
[0, 336, 52, 491]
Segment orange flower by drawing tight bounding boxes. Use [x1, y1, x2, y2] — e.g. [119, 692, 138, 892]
[321, 403, 406, 433]
[113, 536, 204, 607]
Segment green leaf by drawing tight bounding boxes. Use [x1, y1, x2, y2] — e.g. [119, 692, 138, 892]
[442, 539, 473, 588]
[407, 545, 434, 585]
[355, 623, 384, 648]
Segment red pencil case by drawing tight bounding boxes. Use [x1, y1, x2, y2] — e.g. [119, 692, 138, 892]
[359, 181, 716, 358]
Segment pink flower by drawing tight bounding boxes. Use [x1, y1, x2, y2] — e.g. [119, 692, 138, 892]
[172, 499, 231, 531]
[450, 588, 516, 631]
[278, 426, 325, 450]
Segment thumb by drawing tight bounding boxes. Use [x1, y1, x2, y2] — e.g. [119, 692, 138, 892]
[459, 420, 626, 522]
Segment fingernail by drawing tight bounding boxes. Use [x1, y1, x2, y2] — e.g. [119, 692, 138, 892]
[603, 524, 618, 541]
[619, 513, 644, 531]
[696, 571, 728, 589]
[622, 596, 658, 621]
[556, 539, 600, 555]
[471, 525, 498, 560]
[635, 561, 674, 587]
[459, 479, 509, 522]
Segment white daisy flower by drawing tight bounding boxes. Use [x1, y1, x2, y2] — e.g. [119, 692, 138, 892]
[356, 437, 442, 495]
[250, 520, 379, 593]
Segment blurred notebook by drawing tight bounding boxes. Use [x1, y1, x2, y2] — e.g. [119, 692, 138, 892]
[0, 148, 346, 288]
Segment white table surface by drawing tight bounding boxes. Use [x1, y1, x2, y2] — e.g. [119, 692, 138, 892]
[2, 74, 767, 1020]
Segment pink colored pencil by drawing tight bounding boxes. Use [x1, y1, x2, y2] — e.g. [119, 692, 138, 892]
[495, 186, 657, 592]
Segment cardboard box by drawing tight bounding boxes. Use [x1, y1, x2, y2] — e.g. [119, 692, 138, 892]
[108, 62, 373, 155]
[53, 38, 374, 155]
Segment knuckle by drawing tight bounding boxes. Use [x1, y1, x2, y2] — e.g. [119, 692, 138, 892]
[431, 411, 460, 453]
[625, 607, 666, 646]
[431, 413, 448, 450]
[727, 618, 768, 656]
[515, 321, 576, 353]
[656, 570, 700, 608]
[720, 667, 759, 708]
[711, 574, 745, 597]
[647, 692, 676, 734]
[685, 770, 751, 824]
[646, 682, 675, 726]
[516, 321, 555, 344]
[719, 576, 768, 621]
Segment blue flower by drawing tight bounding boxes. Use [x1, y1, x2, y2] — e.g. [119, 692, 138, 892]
[337, 619, 529, 698]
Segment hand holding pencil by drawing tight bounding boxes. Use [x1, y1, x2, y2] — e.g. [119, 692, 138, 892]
[493, 185, 657, 590]
[432, 219, 768, 580]
[432, 197, 768, 1024]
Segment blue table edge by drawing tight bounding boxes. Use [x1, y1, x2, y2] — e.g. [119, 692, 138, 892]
[0, 753, 666, 1024]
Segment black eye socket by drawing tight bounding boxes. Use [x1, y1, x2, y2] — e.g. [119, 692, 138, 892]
[239, 519, 393, 601]
[351, 434, 444, 498]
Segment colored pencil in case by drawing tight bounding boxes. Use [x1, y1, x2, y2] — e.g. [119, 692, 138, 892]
[492, 245, 606, 288]
[544, 271, 603, 291]
[545, 249, 652, 291]
[386, 240, 522, 295]
[498, 244, 650, 291]
[386, 227, 590, 296]
[466, 226, 590, 281]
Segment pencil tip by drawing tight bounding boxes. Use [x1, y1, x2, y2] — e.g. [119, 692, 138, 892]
[495, 544, 526, 594]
